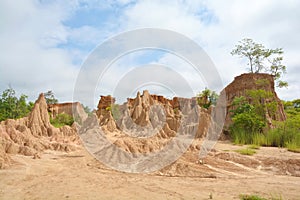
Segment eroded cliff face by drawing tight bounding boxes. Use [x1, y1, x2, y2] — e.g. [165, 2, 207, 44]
[93, 73, 286, 155]
[96, 90, 211, 138]
[92, 90, 211, 157]
[224, 73, 286, 129]
[0, 94, 80, 169]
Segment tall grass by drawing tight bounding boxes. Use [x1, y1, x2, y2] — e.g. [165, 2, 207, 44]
[230, 125, 300, 151]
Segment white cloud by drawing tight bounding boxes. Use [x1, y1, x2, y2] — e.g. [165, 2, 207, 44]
[0, 0, 78, 102]
[116, 0, 300, 100]
[1, 0, 299, 108]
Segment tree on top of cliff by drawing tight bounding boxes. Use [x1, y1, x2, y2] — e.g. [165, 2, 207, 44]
[197, 88, 218, 109]
[231, 38, 288, 88]
[43, 90, 58, 104]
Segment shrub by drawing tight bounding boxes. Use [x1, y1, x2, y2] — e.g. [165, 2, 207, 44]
[50, 113, 74, 128]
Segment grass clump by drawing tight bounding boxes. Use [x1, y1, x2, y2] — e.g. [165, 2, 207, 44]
[235, 148, 256, 156]
[239, 194, 267, 200]
[240, 194, 283, 200]
[248, 144, 260, 150]
[286, 141, 300, 153]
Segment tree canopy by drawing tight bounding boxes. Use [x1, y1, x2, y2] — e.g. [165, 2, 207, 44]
[231, 38, 288, 88]
[44, 90, 58, 104]
[0, 87, 33, 121]
[197, 88, 218, 109]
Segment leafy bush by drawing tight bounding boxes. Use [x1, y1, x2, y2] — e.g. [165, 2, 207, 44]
[50, 113, 74, 128]
[231, 113, 265, 134]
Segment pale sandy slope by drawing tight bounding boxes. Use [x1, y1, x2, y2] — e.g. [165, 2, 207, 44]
[0, 142, 299, 200]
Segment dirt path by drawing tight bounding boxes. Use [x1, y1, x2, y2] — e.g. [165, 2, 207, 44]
[0, 142, 299, 200]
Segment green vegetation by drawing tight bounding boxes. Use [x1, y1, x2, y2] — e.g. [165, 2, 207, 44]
[44, 90, 58, 104]
[0, 87, 75, 127]
[230, 93, 300, 152]
[106, 104, 120, 120]
[197, 88, 218, 109]
[229, 75, 299, 151]
[231, 38, 288, 88]
[235, 148, 256, 156]
[50, 113, 74, 128]
[248, 144, 260, 150]
[0, 87, 34, 121]
[44, 91, 75, 127]
[83, 105, 92, 114]
[286, 142, 300, 153]
[239, 194, 267, 200]
[173, 107, 179, 114]
[239, 194, 283, 200]
[230, 87, 276, 136]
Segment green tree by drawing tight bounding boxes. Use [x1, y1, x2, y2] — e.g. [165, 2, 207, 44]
[246, 89, 276, 120]
[0, 87, 17, 120]
[230, 88, 278, 136]
[16, 94, 33, 118]
[293, 99, 300, 108]
[0, 87, 33, 121]
[231, 38, 266, 73]
[197, 88, 218, 109]
[230, 96, 254, 116]
[231, 38, 288, 88]
[44, 90, 58, 104]
[230, 94, 266, 134]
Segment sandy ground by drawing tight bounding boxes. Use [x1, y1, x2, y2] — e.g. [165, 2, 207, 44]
[0, 142, 299, 200]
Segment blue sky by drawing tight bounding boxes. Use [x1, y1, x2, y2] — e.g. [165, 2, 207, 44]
[1, 0, 299, 108]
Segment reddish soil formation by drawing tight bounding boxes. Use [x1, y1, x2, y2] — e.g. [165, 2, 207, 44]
[224, 73, 286, 129]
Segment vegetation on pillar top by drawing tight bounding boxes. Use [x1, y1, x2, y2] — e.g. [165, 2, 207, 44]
[231, 38, 288, 88]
